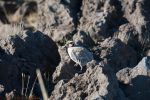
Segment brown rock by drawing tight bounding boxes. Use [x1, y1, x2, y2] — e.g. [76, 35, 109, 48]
[50, 61, 127, 100]
[100, 38, 137, 72]
[116, 57, 150, 100]
[37, 0, 75, 42]
[120, 0, 150, 45]
[0, 30, 60, 93]
[114, 23, 139, 48]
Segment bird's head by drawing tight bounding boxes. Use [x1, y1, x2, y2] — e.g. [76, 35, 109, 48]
[65, 41, 75, 47]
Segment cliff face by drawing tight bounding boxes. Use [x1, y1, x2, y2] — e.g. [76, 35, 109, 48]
[0, 0, 150, 99]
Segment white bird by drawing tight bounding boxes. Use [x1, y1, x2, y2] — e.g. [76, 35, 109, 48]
[67, 41, 93, 71]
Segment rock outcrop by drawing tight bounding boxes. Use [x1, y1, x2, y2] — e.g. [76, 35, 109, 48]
[0, 30, 60, 93]
[51, 61, 126, 100]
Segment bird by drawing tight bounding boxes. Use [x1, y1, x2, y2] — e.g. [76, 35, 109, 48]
[66, 41, 93, 71]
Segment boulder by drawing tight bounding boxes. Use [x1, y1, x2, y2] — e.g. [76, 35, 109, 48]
[37, 0, 75, 42]
[73, 31, 95, 48]
[50, 60, 127, 100]
[113, 23, 140, 49]
[116, 57, 150, 100]
[0, 30, 60, 94]
[120, 0, 150, 45]
[79, 0, 122, 43]
[100, 38, 137, 72]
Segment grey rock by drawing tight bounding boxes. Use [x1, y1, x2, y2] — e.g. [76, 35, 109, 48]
[117, 57, 150, 100]
[0, 30, 60, 93]
[37, 0, 75, 42]
[79, 0, 120, 43]
[131, 57, 150, 77]
[120, 0, 150, 45]
[116, 67, 132, 84]
[117, 57, 150, 84]
[100, 38, 137, 72]
[79, 12, 108, 43]
[114, 23, 140, 49]
[51, 60, 127, 100]
[73, 31, 95, 47]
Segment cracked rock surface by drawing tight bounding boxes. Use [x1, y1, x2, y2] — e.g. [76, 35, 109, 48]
[0, 0, 150, 99]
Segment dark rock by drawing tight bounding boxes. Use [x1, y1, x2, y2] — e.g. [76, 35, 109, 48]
[120, 0, 150, 45]
[117, 57, 150, 100]
[1, 0, 150, 99]
[52, 46, 80, 83]
[73, 31, 95, 47]
[100, 38, 137, 72]
[116, 67, 132, 84]
[113, 23, 140, 49]
[0, 30, 60, 94]
[79, 0, 122, 43]
[37, 0, 75, 42]
[117, 57, 150, 84]
[61, 0, 82, 27]
[50, 60, 127, 100]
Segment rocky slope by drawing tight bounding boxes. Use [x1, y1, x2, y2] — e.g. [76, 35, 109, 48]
[0, 0, 150, 99]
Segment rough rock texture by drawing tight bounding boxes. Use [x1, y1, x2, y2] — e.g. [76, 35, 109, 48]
[100, 38, 137, 72]
[114, 23, 140, 49]
[116, 57, 150, 100]
[52, 46, 78, 83]
[0, 0, 150, 99]
[79, 0, 109, 43]
[0, 30, 60, 93]
[37, 0, 75, 42]
[51, 61, 126, 100]
[73, 31, 95, 47]
[79, 0, 123, 43]
[120, 0, 150, 45]
[117, 57, 150, 84]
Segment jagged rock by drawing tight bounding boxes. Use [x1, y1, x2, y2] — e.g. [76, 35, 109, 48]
[0, 30, 60, 93]
[73, 31, 95, 47]
[79, 12, 108, 43]
[50, 60, 127, 100]
[117, 57, 150, 84]
[116, 57, 150, 100]
[52, 46, 77, 83]
[37, 0, 75, 42]
[131, 57, 150, 77]
[79, 0, 121, 43]
[120, 0, 150, 45]
[114, 23, 140, 49]
[60, 0, 82, 27]
[1, 0, 150, 99]
[116, 67, 132, 84]
[100, 38, 137, 72]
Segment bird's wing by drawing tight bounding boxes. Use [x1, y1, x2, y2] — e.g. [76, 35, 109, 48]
[67, 47, 78, 63]
[68, 47, 93, 66]
[73, 47, 93, 66]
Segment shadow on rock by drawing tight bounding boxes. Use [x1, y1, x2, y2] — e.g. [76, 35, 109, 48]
[0, 30, 60, 96]
[123, 75, 150, 100]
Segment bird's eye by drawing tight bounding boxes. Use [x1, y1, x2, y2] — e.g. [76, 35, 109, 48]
[69, 44, 73, 47]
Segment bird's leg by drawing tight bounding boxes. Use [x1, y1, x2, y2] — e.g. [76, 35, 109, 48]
[74, 63, 82, 72]
[79, 64, 83, 71]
